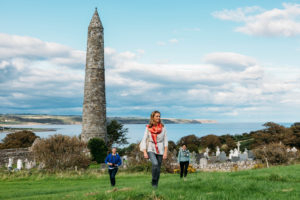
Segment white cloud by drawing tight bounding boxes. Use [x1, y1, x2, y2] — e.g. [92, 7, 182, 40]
[169, 38, 179, 43]
[212, 3, 300, 37]
[203, 52, 257, 71]
[1, 33, 300, 121]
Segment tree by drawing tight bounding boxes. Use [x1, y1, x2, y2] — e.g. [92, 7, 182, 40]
[288, 123, 300, 148]
[251, 122, 293, 148]
[177, 134, 200, 147]
[200, 135, 221, 151]
[177, 135, 201, 152]
[254, 143, 289, 166]
[87, 138, 108, 163]
[0, 130, 39, 149]
[168, 141, 177, 152]
[107, 120, 128, 148]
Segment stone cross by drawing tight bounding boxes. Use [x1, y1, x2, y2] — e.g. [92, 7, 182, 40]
[233, 148, 239, 157]
[237, 141, 241, 153]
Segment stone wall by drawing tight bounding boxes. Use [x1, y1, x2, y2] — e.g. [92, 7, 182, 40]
[0, 148, 33, 167]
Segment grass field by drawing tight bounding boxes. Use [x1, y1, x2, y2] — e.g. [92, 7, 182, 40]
[0, 164, 300, 200]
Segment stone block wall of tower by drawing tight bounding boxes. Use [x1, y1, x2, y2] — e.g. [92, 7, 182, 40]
[81, 9, 107, 143]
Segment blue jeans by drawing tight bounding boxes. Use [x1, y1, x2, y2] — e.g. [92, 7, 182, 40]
[148, 152, 163, 186]
[108, 167, 118, 186]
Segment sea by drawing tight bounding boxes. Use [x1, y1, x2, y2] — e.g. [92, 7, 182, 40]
[0, 122, 293, 144]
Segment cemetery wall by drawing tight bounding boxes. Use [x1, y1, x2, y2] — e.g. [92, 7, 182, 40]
[0, 148, 33, 167]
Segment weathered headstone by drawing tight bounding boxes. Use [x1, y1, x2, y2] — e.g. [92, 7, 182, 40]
[7, 157, 13, 170]
[231, 156, 239, 162]
[199, 158, 207, 168]
[218, 151, 227, 162]
[291, 147, 298, 153]
[209, 156, 217, 163]
[16, 159, 23, 170]
[248, 150, 255, 160]
[190, 152, 196, 165]
[239, 153, 247, 161]
[229, 149, 234, 159]
[204, 147, 210, 158]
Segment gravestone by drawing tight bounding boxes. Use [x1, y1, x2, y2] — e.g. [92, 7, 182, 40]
[209, 156, 217, 163]
[231, 156, 239, 162]
[16, 159, 22, 170]
[248, 150, 255, 160]
[204, 147, 210, 158]
[229, 150, 234, 159]
[218, 151, 227, 162]
[239, 153, 247, 161]
[7, 157, 13, 170]
[25, 159, 33, 170]
[190, 152, 196, 165]
[216, 146, 220, 157]
[199, 158, 207, 168]
[233, 148, 239, 157]
[291, 147, 298, 153]
[196, 153, 201, 163]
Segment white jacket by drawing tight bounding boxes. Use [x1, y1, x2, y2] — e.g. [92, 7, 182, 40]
[139, 126, 168, 155]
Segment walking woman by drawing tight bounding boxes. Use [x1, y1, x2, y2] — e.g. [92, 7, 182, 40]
[177, 144, 190, 180]
[105, 147, 122, 187]
[140, 110, 168, 188]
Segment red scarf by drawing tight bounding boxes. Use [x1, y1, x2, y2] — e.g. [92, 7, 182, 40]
[147, 123, 163, 154]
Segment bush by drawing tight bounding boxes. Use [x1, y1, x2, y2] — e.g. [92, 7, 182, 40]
[87, 138, 108, 164]
[125, 143, 177, 173]
[254, 143, 289, 165]
[32, 134, 90, 170]
[0, 130, 39, 149]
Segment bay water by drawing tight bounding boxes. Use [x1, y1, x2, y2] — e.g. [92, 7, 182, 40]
[0, 122, 293, 144]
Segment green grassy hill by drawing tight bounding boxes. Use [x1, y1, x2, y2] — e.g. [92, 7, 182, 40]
[0, 164, 299, 200]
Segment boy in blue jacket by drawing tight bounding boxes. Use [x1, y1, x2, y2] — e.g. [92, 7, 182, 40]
[105, 147, 122, 187]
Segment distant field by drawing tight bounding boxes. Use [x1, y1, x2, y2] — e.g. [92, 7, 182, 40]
[0, 164, 299, 200]
[0, 114, 217, 125]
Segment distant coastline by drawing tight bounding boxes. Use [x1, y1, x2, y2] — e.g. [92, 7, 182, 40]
[0, 114, 217, 125]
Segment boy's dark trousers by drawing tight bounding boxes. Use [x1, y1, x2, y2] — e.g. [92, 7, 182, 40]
[108, 167, 118, 186]
[180, 161, 189, 178]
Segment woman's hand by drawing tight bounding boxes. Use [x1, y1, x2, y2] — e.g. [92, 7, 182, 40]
[163, 152, 168, 160]
[144, 151, 149, 159]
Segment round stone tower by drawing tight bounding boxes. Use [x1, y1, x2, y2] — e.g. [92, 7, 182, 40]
[81, 8, 107, 142]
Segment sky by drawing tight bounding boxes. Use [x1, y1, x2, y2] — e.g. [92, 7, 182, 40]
[0, 0, 300, 122]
